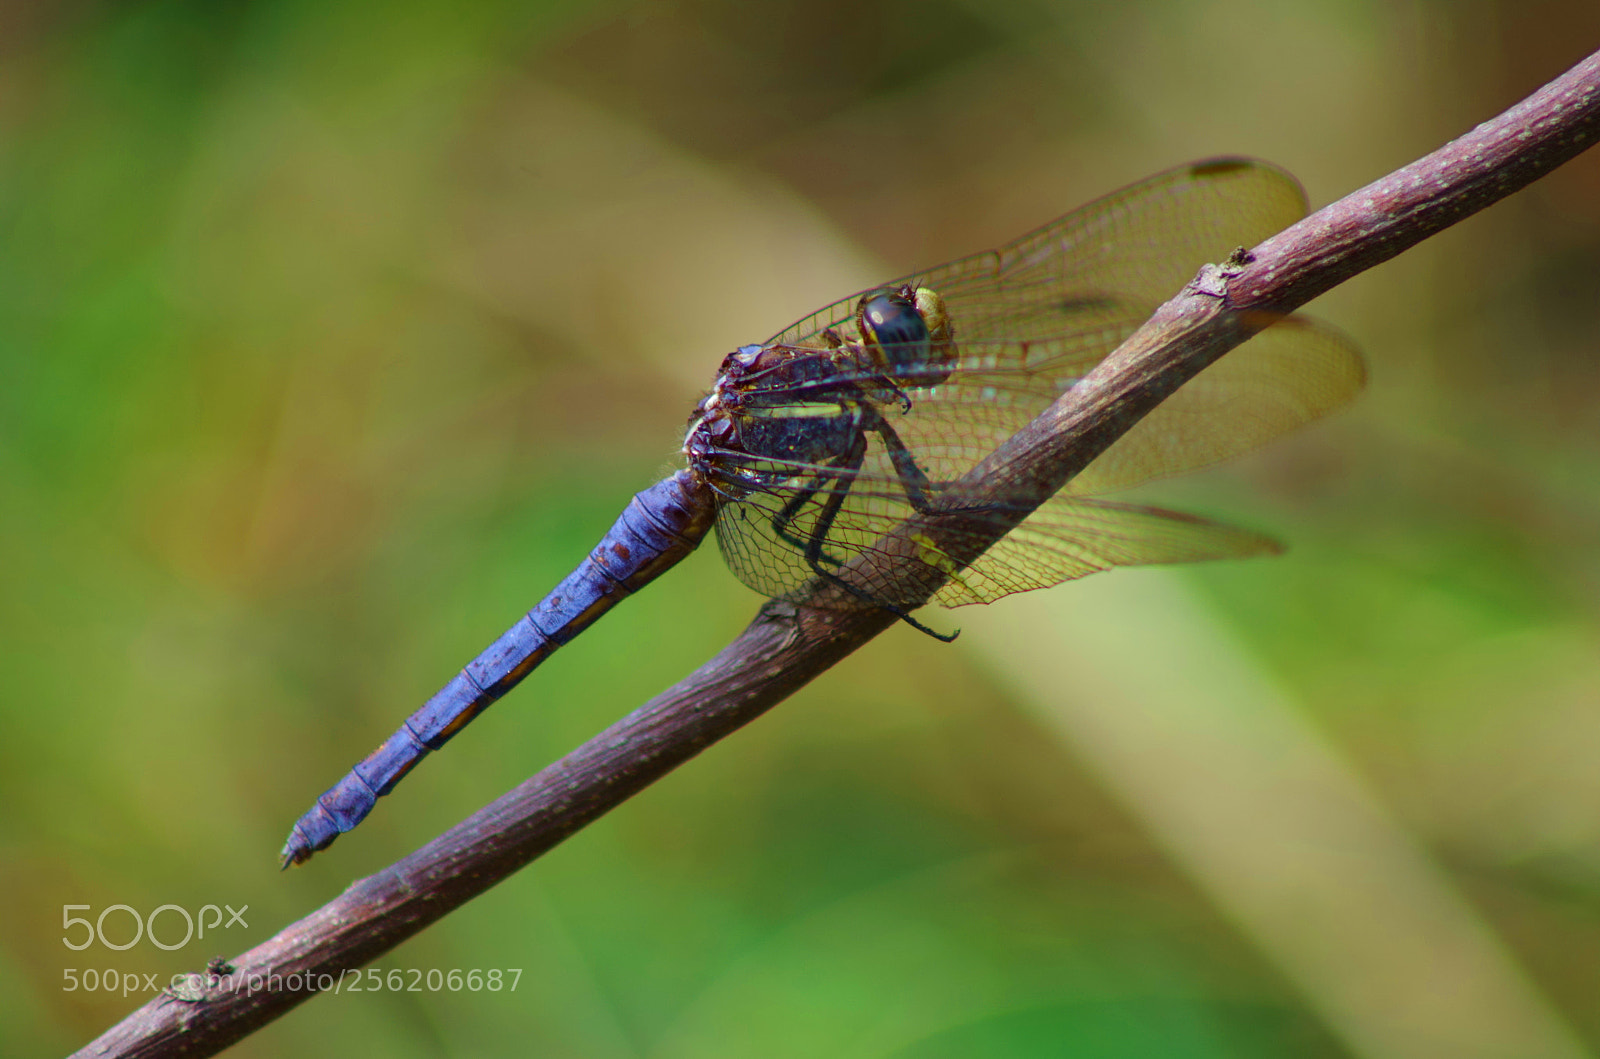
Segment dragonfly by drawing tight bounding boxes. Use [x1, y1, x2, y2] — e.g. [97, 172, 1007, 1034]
[281, 157, 1363, 867]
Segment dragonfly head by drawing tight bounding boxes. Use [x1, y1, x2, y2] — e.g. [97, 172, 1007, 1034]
[856, 284, 957, 386]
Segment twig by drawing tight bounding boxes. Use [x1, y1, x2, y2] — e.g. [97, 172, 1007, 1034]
[71, 46, 1600, 1059]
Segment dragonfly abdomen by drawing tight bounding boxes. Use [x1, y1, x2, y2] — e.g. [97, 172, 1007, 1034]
[281, 471, 716, 867]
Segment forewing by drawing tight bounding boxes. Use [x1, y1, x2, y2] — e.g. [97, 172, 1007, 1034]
[732, 314, 1363, 499]
[742, 158, 1341, 499]
[767, 158, 1308, 351]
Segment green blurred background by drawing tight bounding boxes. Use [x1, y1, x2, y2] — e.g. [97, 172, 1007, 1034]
[4, 1, 1599, 1056]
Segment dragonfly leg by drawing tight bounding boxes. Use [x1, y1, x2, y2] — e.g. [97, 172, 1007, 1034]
[770, 475, 848, 567]
[871, 408, 1012, 523]
[798, 436, 958, 643]
[797, 431, 865, 570]
[865, 410, 937, 513]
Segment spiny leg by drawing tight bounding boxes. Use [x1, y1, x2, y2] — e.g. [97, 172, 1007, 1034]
[798, 431, 957, 643]
[784, 417, 871, 571]
[771, 468, 852, 568]
[868, 408, 1011, 522]
[865, 409, 936, 513]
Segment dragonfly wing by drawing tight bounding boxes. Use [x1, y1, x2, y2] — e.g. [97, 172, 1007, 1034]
[713, 467, 1278, 612]
[1064, 315, 1366, 495]
[713, 489, 827, 603]
[759, 314, 1365, 497]
[750, 159, 1354, 495]
[767, 158, 1309, 349]
[713, 159, 1350, 616]
[929, 495, 1280, 608]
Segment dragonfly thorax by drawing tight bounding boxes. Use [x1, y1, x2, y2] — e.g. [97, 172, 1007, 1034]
[685, 343, 870, 498]
[684, 285, 959, 498]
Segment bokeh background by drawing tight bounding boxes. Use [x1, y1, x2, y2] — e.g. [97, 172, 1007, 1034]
[4, 1, 1599, 1056]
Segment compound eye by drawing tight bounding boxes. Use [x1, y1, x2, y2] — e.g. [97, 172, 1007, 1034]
[859, 291, 930, 372]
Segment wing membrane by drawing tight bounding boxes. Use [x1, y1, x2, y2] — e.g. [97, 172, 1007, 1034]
[711, 158, 1358, 612]
[929, 496, 1281, 608]
[1065, 316, 1365, 494]
[718, 317, 1363, 497]
[767, 158, 1308, 349]
[715, 480, 1280, 609]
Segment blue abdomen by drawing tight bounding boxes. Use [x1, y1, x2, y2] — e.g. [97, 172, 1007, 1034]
[281, 470, 714, 866]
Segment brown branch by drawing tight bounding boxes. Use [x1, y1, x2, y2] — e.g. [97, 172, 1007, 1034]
[71, 46, 1600, 1059]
